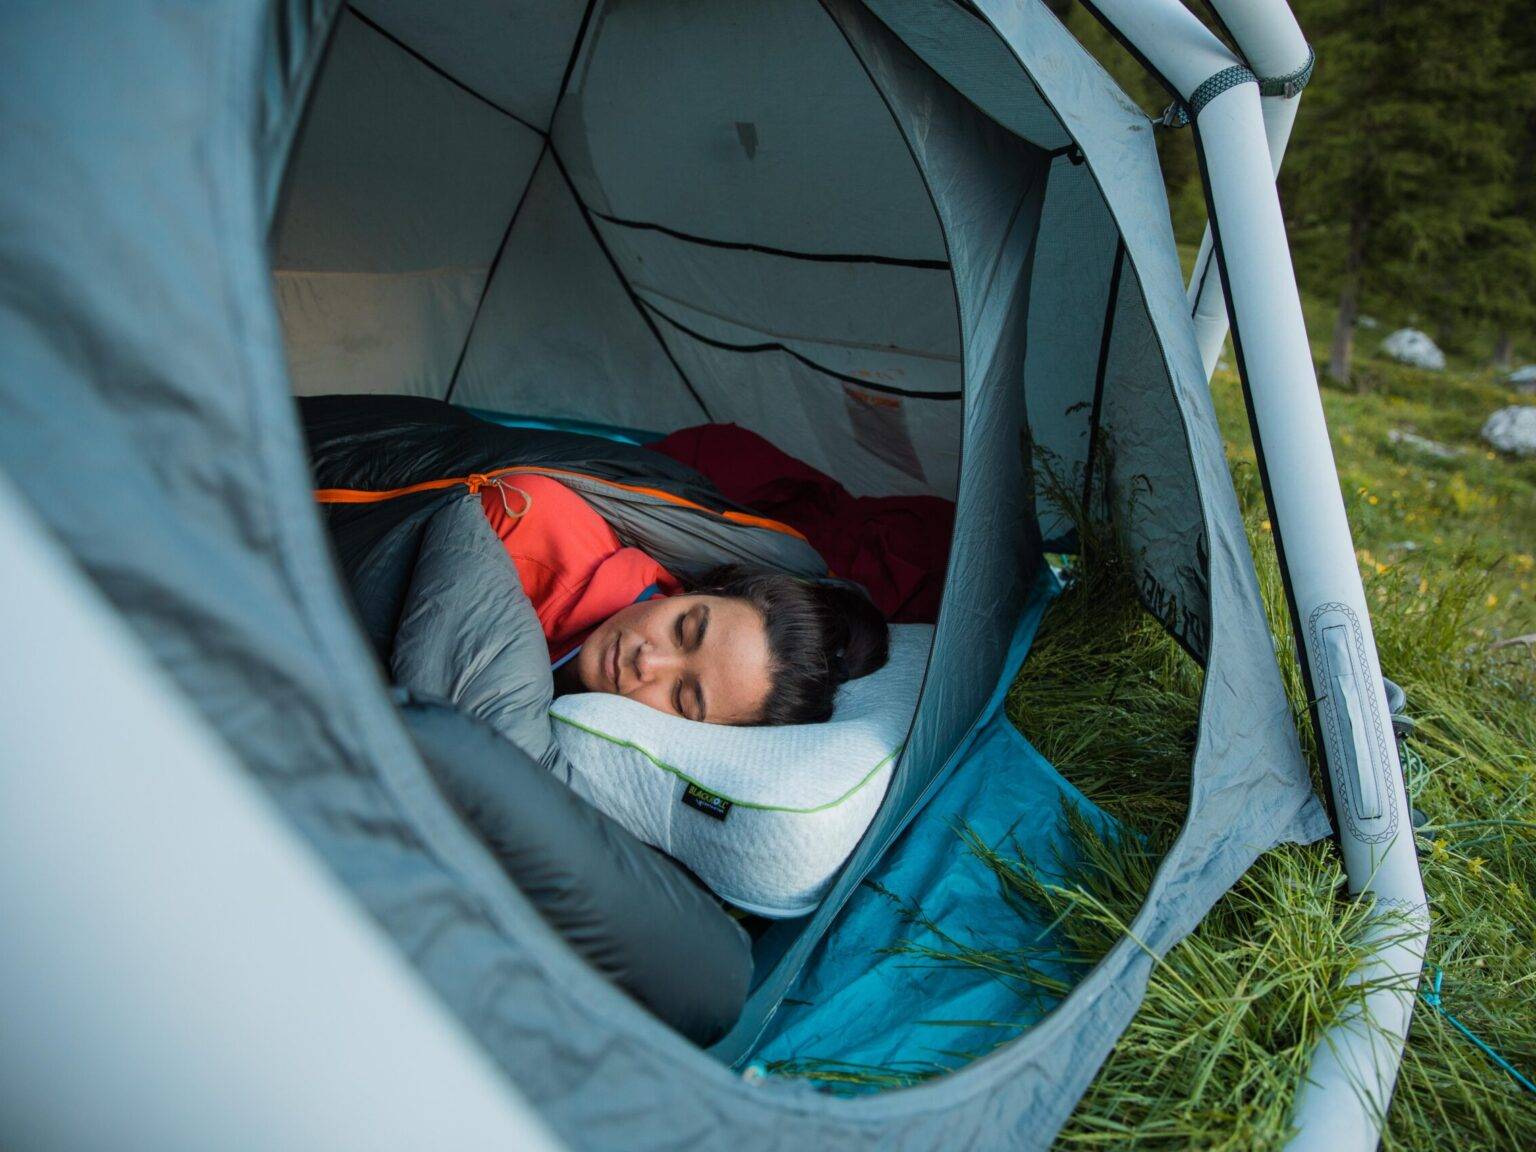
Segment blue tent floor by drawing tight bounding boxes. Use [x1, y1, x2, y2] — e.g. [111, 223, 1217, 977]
[750, 571, 1118, 1084]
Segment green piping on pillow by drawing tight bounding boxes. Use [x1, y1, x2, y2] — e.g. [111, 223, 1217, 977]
[549, 713, 900, 814]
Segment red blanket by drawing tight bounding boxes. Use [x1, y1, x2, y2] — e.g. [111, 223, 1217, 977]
[650, 424, 954, 623]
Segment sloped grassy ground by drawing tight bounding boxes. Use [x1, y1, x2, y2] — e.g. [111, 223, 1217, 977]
[1034, 346, 1536, 1148]
[780, 334, 1534, 1145]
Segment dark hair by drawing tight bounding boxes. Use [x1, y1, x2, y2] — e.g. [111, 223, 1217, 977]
[686, 565, 889, 726]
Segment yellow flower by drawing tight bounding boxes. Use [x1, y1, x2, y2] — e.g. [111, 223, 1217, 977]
[1261, 519, 1272, 532]
[1417, 578, 1429, 596]
[1368, 495, 1380, 506]
[1486, 593, 1499, 609]
[1431, 839, 1449, 862]
[1468, 857, 1486, 879]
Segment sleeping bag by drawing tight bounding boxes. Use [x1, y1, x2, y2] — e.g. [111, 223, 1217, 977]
[398, 693, 752, 1046]
[301, 395, 832, 1036]
[305, 394, 825, 663]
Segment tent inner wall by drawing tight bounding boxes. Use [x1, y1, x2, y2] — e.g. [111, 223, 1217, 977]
[273, 0, 971, 500]
[857, 0, 1212, 657]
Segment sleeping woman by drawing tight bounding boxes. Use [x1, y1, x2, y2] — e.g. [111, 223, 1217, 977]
[480, 474, 888, 727]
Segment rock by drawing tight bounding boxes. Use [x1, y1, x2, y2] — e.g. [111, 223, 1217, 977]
[1481, 406, 1536, 457]
[1387, 428, 1459, 459]
[1358, 315, 1380, 330]
[1520, 381, 1536, 397]
[1508, 365, 1536, 389]
[1382, 328, 1446, 370]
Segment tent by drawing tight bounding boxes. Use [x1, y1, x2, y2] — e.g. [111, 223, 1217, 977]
[0, 1, 1426, 1150]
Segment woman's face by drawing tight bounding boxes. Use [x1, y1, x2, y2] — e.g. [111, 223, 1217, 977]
[571, 594, 773, 725]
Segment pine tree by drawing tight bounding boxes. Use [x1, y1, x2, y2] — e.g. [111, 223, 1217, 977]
[1282, 0, 1513, 388]
[1439, 7, 1536, 369]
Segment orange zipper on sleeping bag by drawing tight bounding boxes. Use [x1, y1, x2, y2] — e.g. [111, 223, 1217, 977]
[313, 465, 809, 541]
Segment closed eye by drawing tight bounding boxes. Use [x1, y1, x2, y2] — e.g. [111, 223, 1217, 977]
[672, 679, 704, 723]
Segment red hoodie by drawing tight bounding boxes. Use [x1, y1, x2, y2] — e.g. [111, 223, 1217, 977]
[479, 474, 680, 665]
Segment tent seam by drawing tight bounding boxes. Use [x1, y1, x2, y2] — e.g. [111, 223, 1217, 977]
[590, 209, 950, 269]
[343, 4, 545, 137]
[641, 299, 962, 401]
[546, 146, 714, 419]
[443, 142, 550, 403]
[1080, 239, 1126, 512]
[549, 0, 601, 132]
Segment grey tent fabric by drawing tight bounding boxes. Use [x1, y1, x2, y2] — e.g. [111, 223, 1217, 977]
[0, 1, 1328, 1150]
[450, 149, 709, 428]
[274, 8, 545, 396]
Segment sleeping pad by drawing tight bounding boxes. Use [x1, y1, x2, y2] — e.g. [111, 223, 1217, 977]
[301, 394, 828, 1042]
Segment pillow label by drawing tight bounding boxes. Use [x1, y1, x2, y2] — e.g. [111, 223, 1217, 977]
[681, 783, 732, 822]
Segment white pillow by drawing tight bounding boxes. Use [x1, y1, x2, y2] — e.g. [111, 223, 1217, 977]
[549, 624, 933, 918]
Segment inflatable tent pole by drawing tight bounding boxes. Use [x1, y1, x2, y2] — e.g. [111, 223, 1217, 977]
[1077, 3, 1429, 1149]
[1182, 1, 1313, 380]
[0, 475, 568, 1152]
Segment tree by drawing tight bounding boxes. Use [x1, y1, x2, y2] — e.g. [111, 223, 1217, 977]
[1281, 0, 1514, 388]
[1437, 7, 1536, 369]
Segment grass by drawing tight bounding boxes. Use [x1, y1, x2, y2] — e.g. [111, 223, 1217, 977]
[1041, 327, 1536, 1147]
[773, 298, 1536, 1146]
[1034, 473, 1536, 1150]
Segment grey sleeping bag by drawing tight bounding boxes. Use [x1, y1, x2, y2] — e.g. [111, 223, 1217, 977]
[377, 496, 753, 1042]
[390, 497, 566, 776]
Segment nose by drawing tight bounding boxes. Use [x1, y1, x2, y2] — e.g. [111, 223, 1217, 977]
[634, 641, 686, 685]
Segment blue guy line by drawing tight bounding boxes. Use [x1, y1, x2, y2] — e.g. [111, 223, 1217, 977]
[1420, 968, 1536, 1096]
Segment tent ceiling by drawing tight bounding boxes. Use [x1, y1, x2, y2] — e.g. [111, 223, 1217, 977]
[272, 0, 971, 498]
